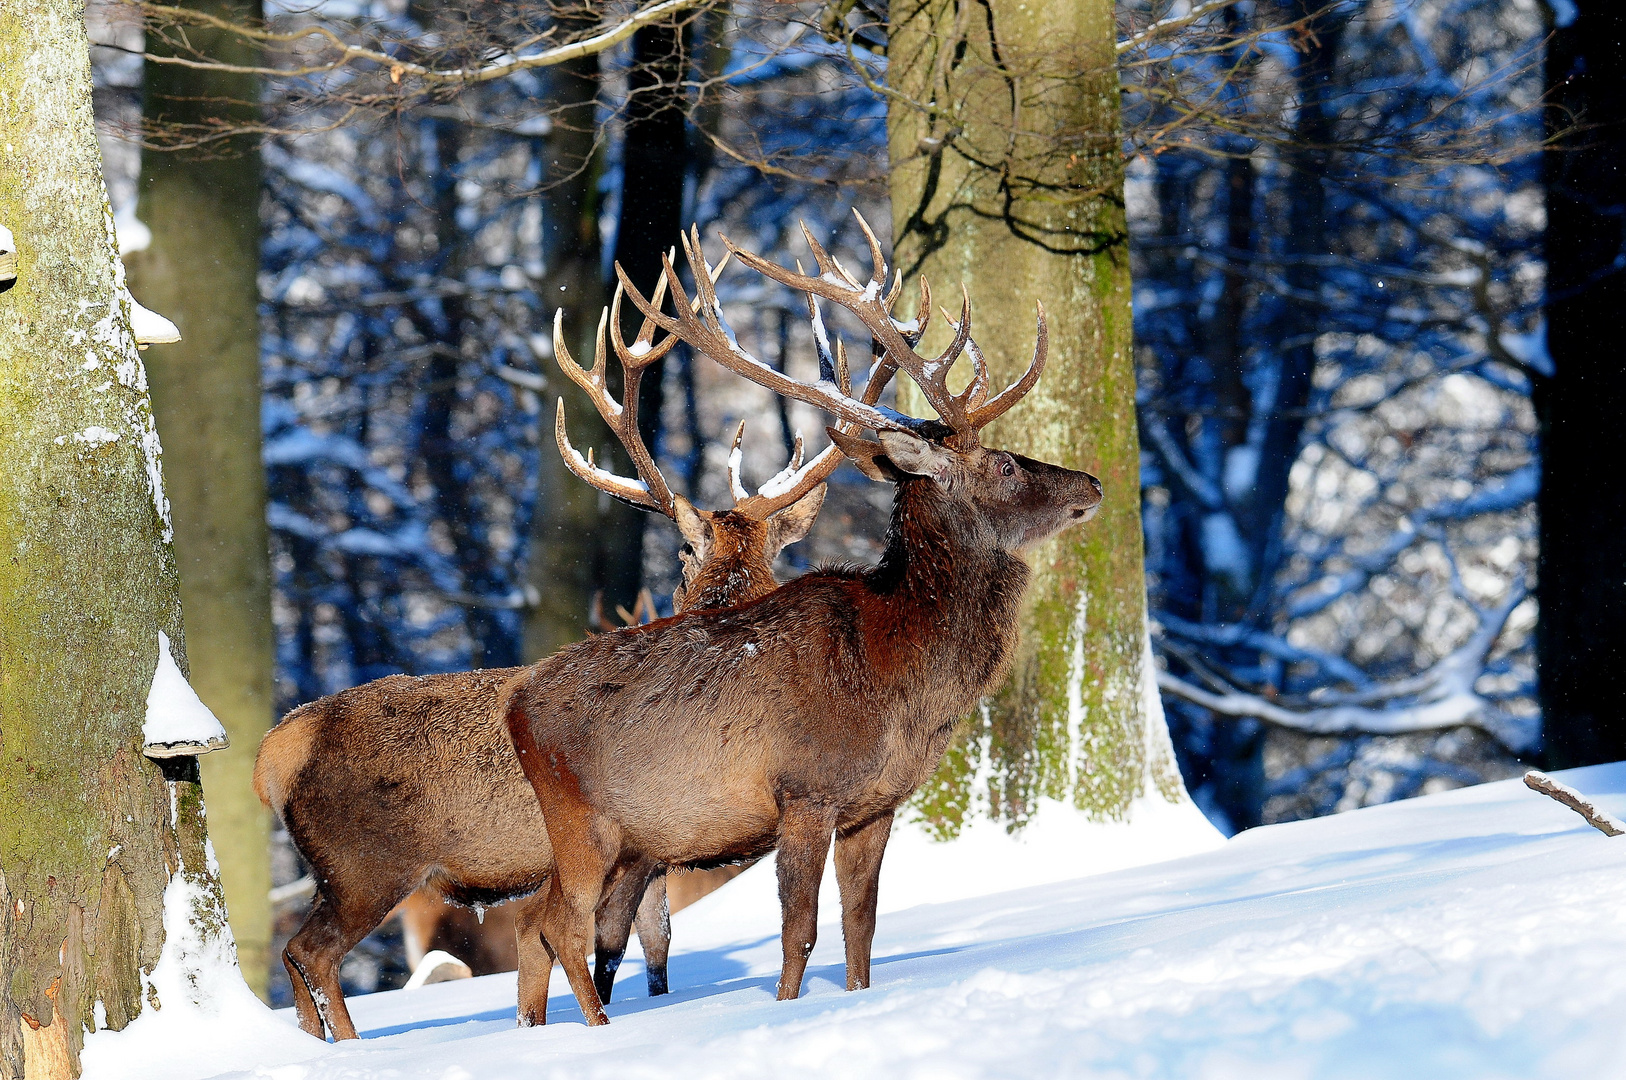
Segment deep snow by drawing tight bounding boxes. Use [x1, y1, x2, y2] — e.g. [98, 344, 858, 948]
[84, 765, 1626, 1080]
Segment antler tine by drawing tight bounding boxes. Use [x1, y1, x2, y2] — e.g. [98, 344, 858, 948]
[627, 249, 675, 354]
[731, 291, 902, 521]
[719, 227, 972, 439]
[965, 300, 1049, 432]
[960, 337, 991, 411]
[725, 419, 750, 504]
[609, 279, 677, 373]
[619, 238, 907, 436]
[553, 306, 677, 517]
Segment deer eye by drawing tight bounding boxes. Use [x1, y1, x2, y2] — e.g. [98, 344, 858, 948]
[1000, 458, 1015, 478]
[680, 542, 695, 557]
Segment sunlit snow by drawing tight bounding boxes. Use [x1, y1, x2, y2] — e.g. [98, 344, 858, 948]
[82, 765, 1626, 1079]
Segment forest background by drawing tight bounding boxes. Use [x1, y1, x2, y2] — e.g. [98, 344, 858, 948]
[55, 0, 1622, 1009]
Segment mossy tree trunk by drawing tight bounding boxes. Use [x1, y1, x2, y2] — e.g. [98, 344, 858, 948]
[887, 0, 1186, 832]
[126, 0, 274, 997]
[0, 1, 226, 1074]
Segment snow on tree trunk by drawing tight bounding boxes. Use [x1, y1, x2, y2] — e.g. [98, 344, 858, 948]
[887, 0, 1187, 830]
[0, 2, 228, 1075]
[127, 0, 275, 998]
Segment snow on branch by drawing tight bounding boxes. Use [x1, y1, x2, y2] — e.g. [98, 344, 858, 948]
[1157, 585, 1536, 751]
[1117, 0, 1245, 55]
[1522, 772, 1625, 837]
[137, 0, 708, 84]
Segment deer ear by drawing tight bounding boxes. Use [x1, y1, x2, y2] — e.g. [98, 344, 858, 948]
[876, 430, 954, 483]
[827, 427, 892, 482]
[766, 483, 825, 555]
[673, 495, 711, 547]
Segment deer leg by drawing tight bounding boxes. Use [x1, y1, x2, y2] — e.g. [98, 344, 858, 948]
[533, 806, 618, 1027]
[775, 800, 838, 1001]
[633, 871, 671, 996]
[512, 891, 556, 1028]
[283, 883, 403, 1040]
[591, 862, 645, 1005]
[833, 809, 893, 991]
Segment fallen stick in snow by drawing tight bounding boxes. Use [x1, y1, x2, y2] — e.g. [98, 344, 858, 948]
[1523, 771, 1625, 836]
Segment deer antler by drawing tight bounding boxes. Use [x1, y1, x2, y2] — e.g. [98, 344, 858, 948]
[554, 250, 729, 518]
[616, 224, 926, 519]
[718, 211, 1046, 450]
[622, 211, 1044, 453]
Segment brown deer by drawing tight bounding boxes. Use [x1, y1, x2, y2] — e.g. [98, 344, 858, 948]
[499, 213, 1104, 1028]
[254, 258, 903, 1041]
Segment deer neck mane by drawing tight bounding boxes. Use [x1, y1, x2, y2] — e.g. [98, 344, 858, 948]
[869, 476, 1029, 622]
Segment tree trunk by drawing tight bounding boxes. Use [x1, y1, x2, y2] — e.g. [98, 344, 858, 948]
[887, 0, 1186, 830]
[1538, 1, 1626, 768]
[0, 2, 226, 1074]
[127, 0, 274, 998]
[523, 46, 609, 660]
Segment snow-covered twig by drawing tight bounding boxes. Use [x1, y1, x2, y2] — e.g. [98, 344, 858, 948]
[1522, 772, 1625, 837]
[269, 875, 316, 906]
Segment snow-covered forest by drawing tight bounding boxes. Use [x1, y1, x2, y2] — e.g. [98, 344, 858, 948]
[3, 0, 1622, 1074]
[84, 0, 1555, 996]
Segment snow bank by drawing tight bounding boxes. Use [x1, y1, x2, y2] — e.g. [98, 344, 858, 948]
[81, 867, 324, 1080]
[82, 766, 1626, 1080]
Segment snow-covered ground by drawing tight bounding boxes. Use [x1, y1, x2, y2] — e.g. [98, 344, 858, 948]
[85, 765, 1626, 1080]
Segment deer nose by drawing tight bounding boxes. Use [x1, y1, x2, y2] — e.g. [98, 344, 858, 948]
[1069, 475, 1104, 519]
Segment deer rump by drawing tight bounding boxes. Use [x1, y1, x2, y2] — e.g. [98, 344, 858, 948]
[257, 670, 547, 910]
[503, 508, 1029, 879]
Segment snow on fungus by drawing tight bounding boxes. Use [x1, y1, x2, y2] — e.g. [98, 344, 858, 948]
[0, 223, 15, 292]
[143, 630, 229, 758]
[129, 295, 181, 348]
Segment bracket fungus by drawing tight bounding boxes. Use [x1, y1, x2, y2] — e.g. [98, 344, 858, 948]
[129, 294, 181, 349]
[142, 630, 229, 759]
[0, 224, 15, 293]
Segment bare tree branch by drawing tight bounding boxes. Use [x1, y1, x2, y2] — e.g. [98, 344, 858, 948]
[1523, 771, 1626, 837]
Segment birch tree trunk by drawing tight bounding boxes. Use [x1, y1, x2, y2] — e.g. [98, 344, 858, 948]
[887, 0, 1186, 830]
[128, 0, 274, 996]
[0, 1, 227, 1075]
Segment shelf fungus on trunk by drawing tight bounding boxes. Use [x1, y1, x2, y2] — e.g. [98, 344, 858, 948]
[129, 293, 181, 349]
[0, 223, 16, 293]
[143, 629, 230, 758]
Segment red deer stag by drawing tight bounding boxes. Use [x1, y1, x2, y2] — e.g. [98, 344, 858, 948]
[500, 213, 1104, 1027]
[254, 257, 898, 1040]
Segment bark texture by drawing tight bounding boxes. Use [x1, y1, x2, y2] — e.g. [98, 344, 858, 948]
[887, 0, 1185, 830]
[128, 0, 274, 996]
[0, 1, 221, 1073]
